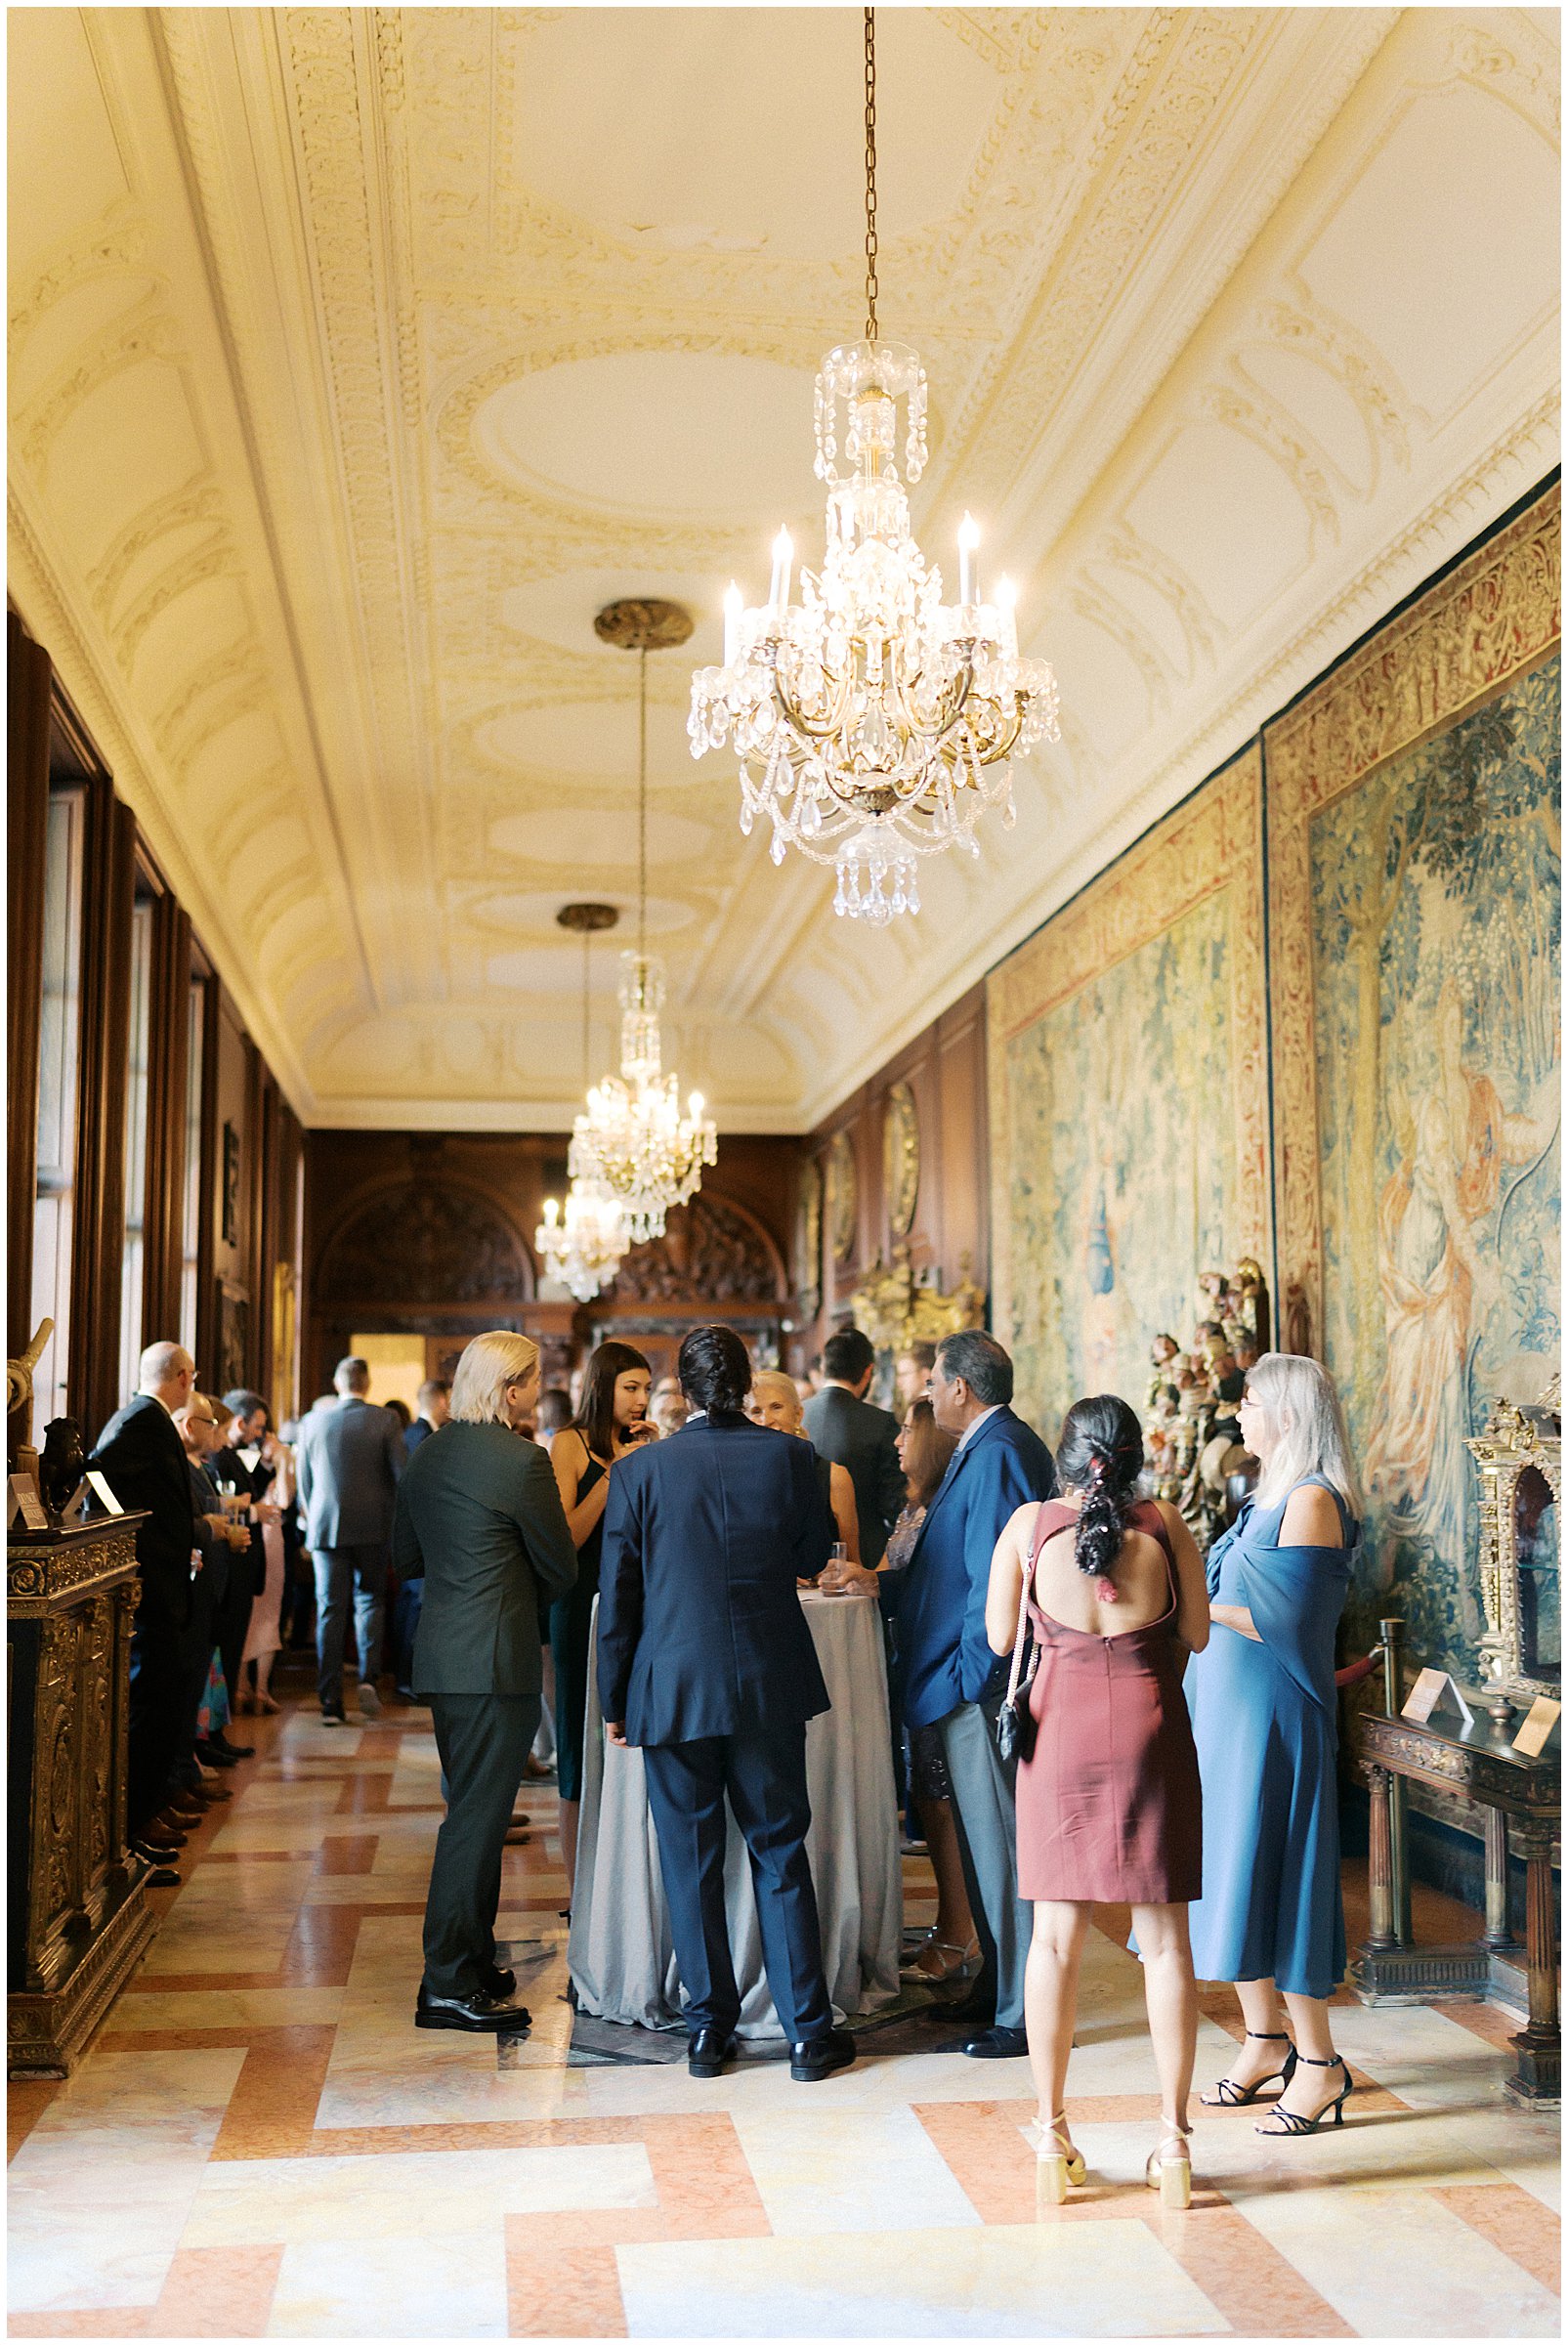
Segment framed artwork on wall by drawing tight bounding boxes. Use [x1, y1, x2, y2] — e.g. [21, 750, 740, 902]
[221, 1122, 240, 1247]
[826, 1130, 858, 1264]
[883, 1080, 919, 1239]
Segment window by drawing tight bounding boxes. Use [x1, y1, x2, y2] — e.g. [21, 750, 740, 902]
[30, 787, 85, 1427]
[116, 885, 155, 1405]
[179, 973, 206, 1354]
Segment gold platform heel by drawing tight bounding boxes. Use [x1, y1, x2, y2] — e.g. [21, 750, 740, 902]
[1026, 2112, 1086, 2204]
[1146, 2117, 1192, 2210]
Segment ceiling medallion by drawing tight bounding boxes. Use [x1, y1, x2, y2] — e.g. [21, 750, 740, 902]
[535, 903, 628, 1303]
[689, 7, 1059, 925]
[569, 604, 717, 1245]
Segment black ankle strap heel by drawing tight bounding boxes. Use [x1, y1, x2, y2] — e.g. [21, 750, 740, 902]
[1254, 2053, 1352, 2136]
[1201, 2029, 1298, 2108]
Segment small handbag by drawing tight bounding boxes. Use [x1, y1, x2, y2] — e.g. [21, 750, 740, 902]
[996, 1511, 1044, 1765]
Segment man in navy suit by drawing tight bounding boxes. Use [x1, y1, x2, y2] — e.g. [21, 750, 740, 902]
[898, 1330, 1056, 2059]
[598, 1324, 855, 2084]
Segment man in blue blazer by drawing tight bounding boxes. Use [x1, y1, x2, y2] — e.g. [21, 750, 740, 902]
[898, 1330, 1056, 2058]
[598, 1324, 855, 2084]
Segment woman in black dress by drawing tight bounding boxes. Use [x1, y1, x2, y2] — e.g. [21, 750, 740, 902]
[549, 1342, 655, 1895]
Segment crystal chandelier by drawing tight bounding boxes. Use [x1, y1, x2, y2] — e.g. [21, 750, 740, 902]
[535, 904, 627, 1301]
[689, 8, 1059, 925]
[568, 602, 717, 1244]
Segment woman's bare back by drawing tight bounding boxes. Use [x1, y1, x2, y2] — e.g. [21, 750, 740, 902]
[1031, 1503, 1175, 1639]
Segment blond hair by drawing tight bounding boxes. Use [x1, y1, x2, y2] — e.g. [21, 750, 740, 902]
[1248, 1351, 1365, 1517]
[751, 1368, 803, 1427]
[449, 1332, 539, 1426]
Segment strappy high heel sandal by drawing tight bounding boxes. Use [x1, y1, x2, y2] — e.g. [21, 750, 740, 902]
[902, 1935, 982, 1985]
[1254, 2052, 1352, 2136]
[1201, 2029, 1297, 2107]
[1146, 2116, 1193, 2210]
[1025, 2112, 1086, 2204]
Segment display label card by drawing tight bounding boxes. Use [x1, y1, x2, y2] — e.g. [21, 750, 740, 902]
[1512, 1696, 1561, 1759]
[84, 1470, 124, 1516]
[1402, 1668, 1475, 1729]
[7, 1473, 49, 1531]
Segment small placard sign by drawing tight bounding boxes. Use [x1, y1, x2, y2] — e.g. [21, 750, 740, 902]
[1402, 1667, 1475, 1730]
[1512, 1696, 1561, 1759]
[7, 1473, 49, 1532]
[84, 1470, 123, 1516]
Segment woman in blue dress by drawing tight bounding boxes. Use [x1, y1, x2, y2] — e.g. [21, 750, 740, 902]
[1187, 1351, 1364, 2136]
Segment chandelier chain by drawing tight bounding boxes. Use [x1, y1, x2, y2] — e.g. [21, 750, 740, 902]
[580, 927, 591, 1085]
[637, 645, 648, 963]
[864, 7, 877, 343]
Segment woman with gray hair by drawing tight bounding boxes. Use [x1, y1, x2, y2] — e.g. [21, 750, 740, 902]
[394, 1331, 577, 2033]
[1187, 1350, 1365, 2135]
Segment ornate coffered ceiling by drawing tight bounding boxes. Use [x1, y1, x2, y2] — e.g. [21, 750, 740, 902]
[9, 7, 1559, 1130]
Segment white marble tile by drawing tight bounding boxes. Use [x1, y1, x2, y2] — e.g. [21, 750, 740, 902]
[182, 2142, 657, 2246]
[268, 2229, 509, 2337]
[616, 2219, 1228, 2338]
[8, 2050, 246, 2312]
[733, 2104, 983, 2235]
[1232, 2178, 1561, 2335]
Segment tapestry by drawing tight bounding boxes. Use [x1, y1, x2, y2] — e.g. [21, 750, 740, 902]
[1267, 494, 1561, 1675]
[988, 746, 1272, 1443]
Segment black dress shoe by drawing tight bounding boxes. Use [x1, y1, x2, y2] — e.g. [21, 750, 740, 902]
[688, 2026, 738, 2078]
[920, 1990, 994, 2025]
[789, 2026, 856, 2083]
[414, 1986, 531, 2033]
[194, 1739, 240, 1769]
[142, 1862, 182, 1887]
[950, 2025, 1030, 2060]
[485, 1964, 516, 2001]
[208, 1731, 254, 1759]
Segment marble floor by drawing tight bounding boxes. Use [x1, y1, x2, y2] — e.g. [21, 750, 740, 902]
[8, 1684, 1559, 2339]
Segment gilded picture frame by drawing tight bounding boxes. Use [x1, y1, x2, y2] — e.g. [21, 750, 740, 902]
[826, 1130, 858, 1264]
[883, 1081, 919, 1240]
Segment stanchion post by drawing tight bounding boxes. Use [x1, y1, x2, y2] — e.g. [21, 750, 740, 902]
[1378, 1617, 1413, 1948]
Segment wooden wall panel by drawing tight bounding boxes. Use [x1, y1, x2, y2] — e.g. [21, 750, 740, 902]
[7, 616, 51, 1361]
[301, 1129, 801, 1404]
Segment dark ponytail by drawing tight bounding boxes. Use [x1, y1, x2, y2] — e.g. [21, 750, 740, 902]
[1057, 1394, 1145, 1585]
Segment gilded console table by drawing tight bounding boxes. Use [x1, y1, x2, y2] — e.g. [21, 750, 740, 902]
[1351, 1705, 1559, 2105]
[8, 1515, 155, 2076]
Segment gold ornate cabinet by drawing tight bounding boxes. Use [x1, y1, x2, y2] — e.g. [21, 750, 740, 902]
[8, 1517, 155, 2076]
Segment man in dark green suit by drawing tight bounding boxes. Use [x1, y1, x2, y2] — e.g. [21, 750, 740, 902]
[394, 1332, 576, 2032]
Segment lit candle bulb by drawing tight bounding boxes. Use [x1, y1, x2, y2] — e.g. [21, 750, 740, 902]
[768, 528, 793, 619]
[543, 1197, 560, 1229]
[996, 576, 1018, 661]
[723, 581, 742, 667]
[957, 512, 981, 608]
[688, 1090, 704, 1119]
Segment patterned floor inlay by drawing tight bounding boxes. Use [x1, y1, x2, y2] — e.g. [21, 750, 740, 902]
[8, 1679, 1558, 2337]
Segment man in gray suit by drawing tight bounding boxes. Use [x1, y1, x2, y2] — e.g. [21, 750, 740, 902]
[395, 1331, 576, 2031]
[296, 1356, 404, 1724]
[801, 1326, 906, 1566]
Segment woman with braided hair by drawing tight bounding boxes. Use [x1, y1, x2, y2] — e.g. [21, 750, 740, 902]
[985, 1394, 1208, 2205]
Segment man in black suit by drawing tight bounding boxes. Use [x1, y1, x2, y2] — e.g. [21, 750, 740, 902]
[802, 1326, 905, 1567]
[598, 1324, 855, 2085]
[90, 1342, 200, 1860]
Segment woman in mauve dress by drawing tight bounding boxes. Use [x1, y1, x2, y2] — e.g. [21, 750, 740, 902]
[987, 1394, 1208, 2206]
[1188, 1352, 1364, 2139]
